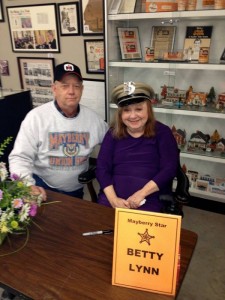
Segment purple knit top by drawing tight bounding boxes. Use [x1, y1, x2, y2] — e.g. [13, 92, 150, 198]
[96, 121, 179, 212]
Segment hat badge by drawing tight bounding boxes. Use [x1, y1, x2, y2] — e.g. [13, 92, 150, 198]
[124, 81, 135, 95]
[64, 63, 74, 71]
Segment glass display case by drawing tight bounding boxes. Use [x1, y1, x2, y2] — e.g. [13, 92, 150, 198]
[104, 0, 225, 202]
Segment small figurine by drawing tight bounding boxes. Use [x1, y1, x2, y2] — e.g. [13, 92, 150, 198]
[207, 87, 216, 104]
[161, 84, 167, 99]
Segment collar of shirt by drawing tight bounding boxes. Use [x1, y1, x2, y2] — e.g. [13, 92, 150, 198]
[54, 100, 80, 118]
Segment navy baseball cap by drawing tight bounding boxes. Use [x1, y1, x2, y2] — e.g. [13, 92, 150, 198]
[54, 62, 83, 82]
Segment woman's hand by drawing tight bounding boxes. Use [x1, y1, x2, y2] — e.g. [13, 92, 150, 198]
[127, 191, 146, 209]
[30, 185, 47, 201]
[109, 197, 130, 209]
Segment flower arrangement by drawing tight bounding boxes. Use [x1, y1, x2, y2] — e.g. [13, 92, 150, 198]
[0, 137, 44, 245]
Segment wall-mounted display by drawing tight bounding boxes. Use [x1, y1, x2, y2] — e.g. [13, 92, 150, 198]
[84, 39, 104, 74]
[118, 27, 142, 60]
[58, 2, 80, 36]
[81, 0, 103, 35]
[17, 57, 55, 107]
[0, 0, 4, 22]
[7, 4, 60, 52]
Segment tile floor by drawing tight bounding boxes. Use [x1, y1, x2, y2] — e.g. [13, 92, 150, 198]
[1, 185, 224, 300]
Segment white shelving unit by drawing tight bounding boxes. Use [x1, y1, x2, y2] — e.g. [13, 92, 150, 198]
[104, 1, 225, 203]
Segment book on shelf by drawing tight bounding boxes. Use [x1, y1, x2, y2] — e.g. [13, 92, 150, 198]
[183, 26, 213, 61]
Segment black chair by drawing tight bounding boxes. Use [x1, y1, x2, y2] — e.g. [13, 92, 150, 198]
[78, 154, 190, 217]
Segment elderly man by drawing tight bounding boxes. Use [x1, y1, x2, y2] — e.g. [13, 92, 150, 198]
[9, 62, 108, 200]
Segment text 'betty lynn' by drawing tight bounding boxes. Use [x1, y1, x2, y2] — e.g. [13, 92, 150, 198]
[128, 219, 167, 228]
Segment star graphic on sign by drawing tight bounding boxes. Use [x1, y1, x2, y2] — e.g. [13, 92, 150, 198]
[138, 229, 155, 246]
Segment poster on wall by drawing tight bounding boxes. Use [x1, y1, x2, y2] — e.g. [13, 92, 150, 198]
[80, 0, 104, 35]
[17, 57, 55, 107]
[84, 39, 104, 74]
[7, 4, 60, 52]
[58, 2, 80, 36]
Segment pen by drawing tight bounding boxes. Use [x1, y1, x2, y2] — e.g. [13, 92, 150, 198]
[82, 229, 114, 236]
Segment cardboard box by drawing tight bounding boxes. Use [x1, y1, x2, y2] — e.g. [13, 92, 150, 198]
[146, 1, 178, 12]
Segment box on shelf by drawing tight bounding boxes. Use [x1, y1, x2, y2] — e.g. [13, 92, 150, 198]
[145, 0, 178, 12]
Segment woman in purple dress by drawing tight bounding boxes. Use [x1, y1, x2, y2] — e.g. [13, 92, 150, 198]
[96, 82, 179, 212]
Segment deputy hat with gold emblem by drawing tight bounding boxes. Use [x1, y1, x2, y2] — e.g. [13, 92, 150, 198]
[111, 82, 154, 107]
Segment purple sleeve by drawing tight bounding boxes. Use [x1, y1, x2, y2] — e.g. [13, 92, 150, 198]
[96, 130, 115, 190]
[152, 122, 179, 190]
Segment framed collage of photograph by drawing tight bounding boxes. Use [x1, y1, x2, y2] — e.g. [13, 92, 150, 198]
[0, 0, 4, 22]
[58, 2, 80, 36]
[80, 0, 104, 35]
[7, 4, 60, 52]
[150, 26, 176, 60]
[117, 27, 142, 60]
[84, 39, 104, 74]
[17, 57, 55, 108]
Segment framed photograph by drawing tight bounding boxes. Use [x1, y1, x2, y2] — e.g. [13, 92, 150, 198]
[0, 60, 9, 76]
[0, 0, 4, 22]
[58, 2, 80, 36]
[80, 0, 103, 35]
[220, 47, 225, 63]
[7, 4, 60, 52]
[17, 57, 55, 108]
[84, 39, 104, 74]
[150, 26, 176, 60]
[117, 27, 142, 60]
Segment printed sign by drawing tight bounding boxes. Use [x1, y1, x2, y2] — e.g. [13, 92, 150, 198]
[112, 208, 181, 296]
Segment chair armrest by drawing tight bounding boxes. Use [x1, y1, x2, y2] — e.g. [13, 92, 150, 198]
[78, 157, 98, 203]
[174, 165, 190, 204]
[78, 157, 97, 184]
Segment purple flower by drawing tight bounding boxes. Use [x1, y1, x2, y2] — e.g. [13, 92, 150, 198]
[10, 173, 20, 181]
[29, 204, 38, 217]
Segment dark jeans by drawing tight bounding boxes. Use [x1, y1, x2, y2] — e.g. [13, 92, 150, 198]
[33, 174, 84, 199]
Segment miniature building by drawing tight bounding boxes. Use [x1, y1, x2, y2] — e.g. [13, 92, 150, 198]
[218, 93, 225, 108]
[188, 131, 210, 151]
[163, 87, 186, 104]
[187, 92, 207, 106]
[200, 174, 215, 185]
[216, 138, 225, 152]
[187, 170, 199, 182]
[172, 125, 186, 146]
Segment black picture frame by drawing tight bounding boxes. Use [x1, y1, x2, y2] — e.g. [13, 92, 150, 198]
[84, 39, 104, 74]
[17, 57, 55, 107]
[58, 2, 80, 36]
[7, 4, 60, 52]
[80, 0, 104, 35]
[220, 48, 225, 62]
[0, 0, 4, 22]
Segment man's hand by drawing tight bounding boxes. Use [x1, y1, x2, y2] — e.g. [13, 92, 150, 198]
[30, 185, 47, 201]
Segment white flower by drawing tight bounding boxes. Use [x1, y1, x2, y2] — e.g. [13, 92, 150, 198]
[19, 203, 30, 222]
[0, 162, 8, 181]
